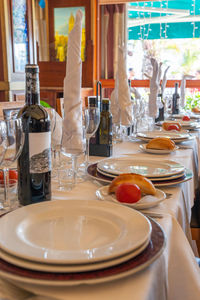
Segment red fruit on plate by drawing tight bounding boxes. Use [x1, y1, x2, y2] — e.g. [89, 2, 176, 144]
[167, 124, 180, 131]
[0, 170, 18, 186]
[115, 183, 141, 204]
[182, 115, 190, 121]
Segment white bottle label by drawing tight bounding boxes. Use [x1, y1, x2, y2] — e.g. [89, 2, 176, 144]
[29, 132, 51, 174]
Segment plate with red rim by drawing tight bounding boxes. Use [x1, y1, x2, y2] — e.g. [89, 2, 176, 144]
[96, 186, 166, 210]
[0, 218, 165, 287]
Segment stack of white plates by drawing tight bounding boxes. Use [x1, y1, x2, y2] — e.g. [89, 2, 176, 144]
[136, 130, 193, 143]
[0, 200, 166, 288]
[93, 157, 193, 187]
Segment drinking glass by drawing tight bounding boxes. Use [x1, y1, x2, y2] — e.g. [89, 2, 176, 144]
[1, 118, 24, 210]
[0, 120, 7, 166]
[48, 108, 63, 177]
[85, 107, 100, 166]
[61, 121, 86, 188]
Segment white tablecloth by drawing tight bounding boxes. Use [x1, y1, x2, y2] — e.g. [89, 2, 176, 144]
[0, 138, 200, 300]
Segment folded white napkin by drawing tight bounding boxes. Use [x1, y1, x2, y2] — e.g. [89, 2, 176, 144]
[62, 10, 84, 154]
[110, 84, 120, 124]
[148, 58, 161, 118]
[180, 75, 194, 108]
[116, 45, 133, 126]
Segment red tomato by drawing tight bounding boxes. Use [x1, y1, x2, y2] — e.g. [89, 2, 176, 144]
[167, 124, 180, 131]
[0, 170, 18, 186]
[182, 115, 190, 121]
[115, 183, 141, 204]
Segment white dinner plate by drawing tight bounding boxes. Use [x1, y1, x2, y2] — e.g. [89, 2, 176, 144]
[0, 200, 151, 265]
[97, 166, 185, 181]
[136, 130, 190, 140]
[0, 218, 165, 288]
[0, 238, 150, 273]
[97, 157, 185, 178]
[139, 143, 179, 154]
[171, 114, 200, 120]
[96, 186, 166, 210]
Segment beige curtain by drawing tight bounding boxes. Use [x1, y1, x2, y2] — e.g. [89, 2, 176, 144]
[101, 4, 126, 79]
[35, 0, 49, 61]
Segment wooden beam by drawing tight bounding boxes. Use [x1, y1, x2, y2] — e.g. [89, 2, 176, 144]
[100, 79, 200, 89]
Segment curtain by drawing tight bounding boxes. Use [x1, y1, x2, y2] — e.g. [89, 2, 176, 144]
[35, 0, 49, 61]
[101, 4, 126, 80]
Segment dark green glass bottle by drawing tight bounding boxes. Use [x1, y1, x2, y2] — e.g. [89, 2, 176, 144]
[99, 99, 112, 145]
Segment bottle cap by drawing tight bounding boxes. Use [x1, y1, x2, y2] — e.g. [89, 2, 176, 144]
[102, 98, 110, 105]
[88, 96, 100, 108]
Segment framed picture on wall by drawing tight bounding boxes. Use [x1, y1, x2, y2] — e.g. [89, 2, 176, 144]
[38, 0, 93, 87]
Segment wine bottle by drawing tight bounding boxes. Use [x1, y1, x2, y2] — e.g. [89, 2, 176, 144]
[17, 64, 51, 206]
[99, 99, 112, 145]
[172, 82, 180, 115]
[155, 91, 164, 122]
[88, 96, 100, 145]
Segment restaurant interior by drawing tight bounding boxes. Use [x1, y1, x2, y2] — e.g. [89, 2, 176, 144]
[0, 0, 200, 299]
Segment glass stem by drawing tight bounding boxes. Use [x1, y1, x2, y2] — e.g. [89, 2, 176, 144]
[85, 138, 90, 166]
[72, 155, 78, 186]
[3, 168, 9, 209]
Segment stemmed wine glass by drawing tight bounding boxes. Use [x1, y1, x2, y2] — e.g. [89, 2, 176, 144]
[0, 118, 24, 211]
[84, 106, 100, 167]
[61, 121, 86, 188]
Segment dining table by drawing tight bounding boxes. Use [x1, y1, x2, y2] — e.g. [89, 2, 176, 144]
[0, 131, 200, 300]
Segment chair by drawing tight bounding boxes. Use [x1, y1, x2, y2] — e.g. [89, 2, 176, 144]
[190, 189, 200, 256]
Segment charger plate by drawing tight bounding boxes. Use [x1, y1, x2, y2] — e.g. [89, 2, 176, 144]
[0, 200, 151, 265]
[87, 163, 193, 187]
[0, 218, 165, 286]
[0, 238, 150, 273]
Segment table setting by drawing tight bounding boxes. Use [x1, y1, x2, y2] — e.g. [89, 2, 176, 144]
[0, 9, 200, 300]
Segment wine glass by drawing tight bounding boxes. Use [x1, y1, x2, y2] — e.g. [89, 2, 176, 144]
[61, 120, 86, 188]
[85, 106, 100, 166]
[0, 118, 24, 211]
[0, 120, 7, 165]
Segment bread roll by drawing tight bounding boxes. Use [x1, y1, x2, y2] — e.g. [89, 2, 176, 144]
[108, 173, 156, 196]
[162, 121, 181, 131]
[192, 107, 200, 113]
[146, 137, 175, 150]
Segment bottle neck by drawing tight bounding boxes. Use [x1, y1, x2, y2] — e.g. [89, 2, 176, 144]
[102, 103, 110, 112]
[25, 69, 40, 105]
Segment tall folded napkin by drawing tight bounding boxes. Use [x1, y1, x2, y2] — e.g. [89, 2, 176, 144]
[180, 74, 194, 108]
[148, 58, 161, 118]
[110, 82, 120, 124]
[62, 10, 84, 154]
[117, 45, 133, 126]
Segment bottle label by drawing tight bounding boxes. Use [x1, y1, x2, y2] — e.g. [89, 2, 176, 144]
[29, 132, 51, 173]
